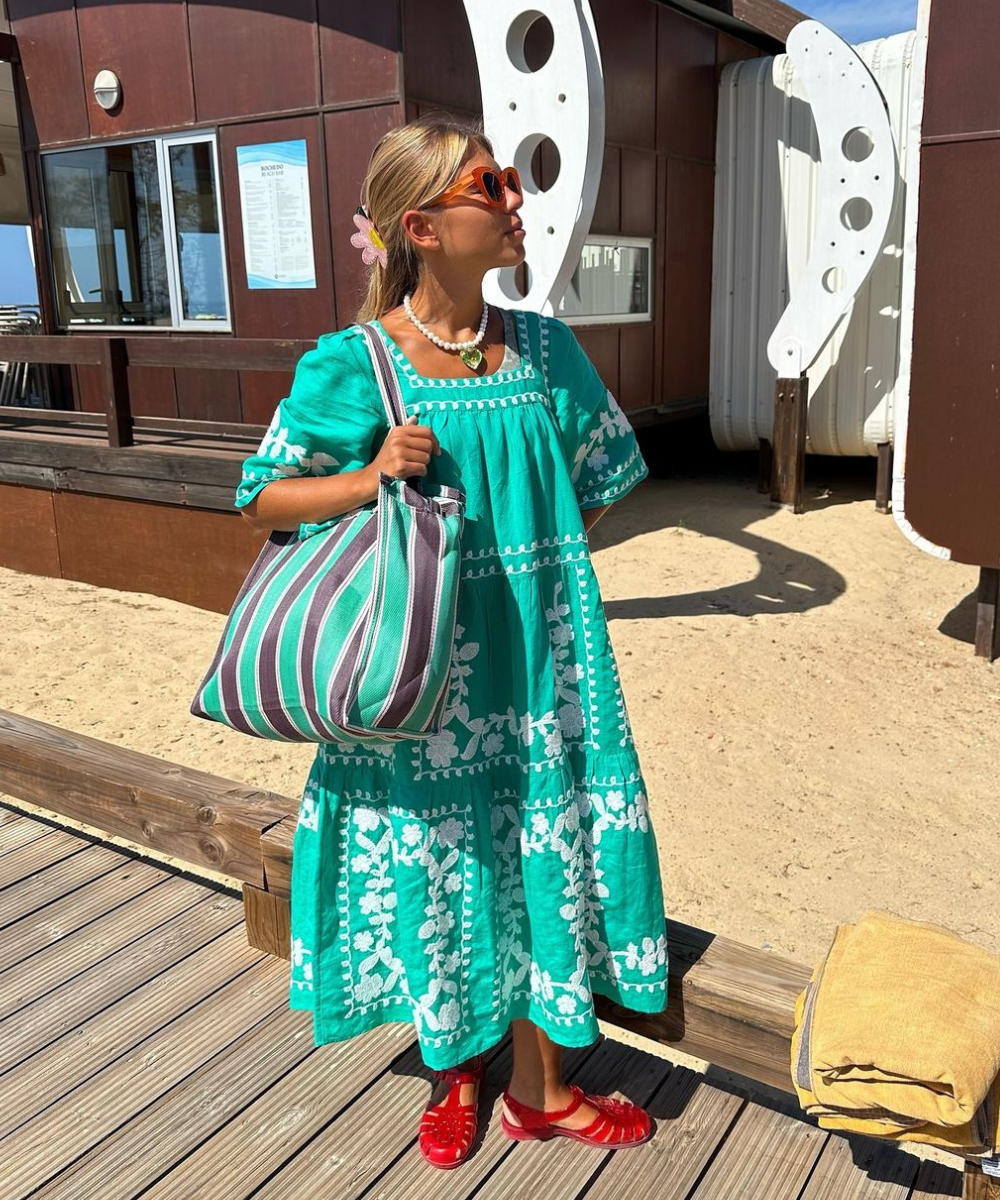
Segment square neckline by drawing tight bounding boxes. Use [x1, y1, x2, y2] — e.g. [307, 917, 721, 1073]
[371, 308, 530, 386]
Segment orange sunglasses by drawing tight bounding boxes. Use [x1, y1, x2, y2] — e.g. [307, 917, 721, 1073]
[422, 165, 522, 209]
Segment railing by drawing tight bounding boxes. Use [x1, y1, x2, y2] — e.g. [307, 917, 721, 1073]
[0, 335, 318, 448]
[0, 705, 995, 1197]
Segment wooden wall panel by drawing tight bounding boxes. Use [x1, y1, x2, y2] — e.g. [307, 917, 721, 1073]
[905, 139, 1000, 566]
[619, 323, 654, 410]
[662, 157, 714, 402]
[716, 29, 762, 72]
[922, 0, 1000, 141]
[318, 1, 401, 107]
[590, 0, 657, 150]
[174, 366, 242, 424]
[324, 102, 403, 328]
[591, 143, 621, 235]
[189, 0, 319, 122]
[76, 0, 195, 138]
[53, 490, 264, 613]
[401, 0, 480, 113]
[577, 326, 620, 398]
[6, 0, 89, 147]
[217, 115, 336, 421]
[656, 5, 718, 163]
[0, 484, 60, 580]
[72, 362, 179, 418]
[620, 148, 656, 236]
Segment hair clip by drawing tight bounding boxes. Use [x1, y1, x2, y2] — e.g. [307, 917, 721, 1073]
[351, 205, 387, 269]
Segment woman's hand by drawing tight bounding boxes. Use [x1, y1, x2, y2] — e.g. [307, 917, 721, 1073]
[371, 415, 441, 479]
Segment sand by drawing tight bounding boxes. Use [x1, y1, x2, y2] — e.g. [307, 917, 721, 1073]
[2, 448, 998, 970]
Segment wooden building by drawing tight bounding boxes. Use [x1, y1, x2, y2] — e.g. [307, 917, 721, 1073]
[0, 0, 803, 612]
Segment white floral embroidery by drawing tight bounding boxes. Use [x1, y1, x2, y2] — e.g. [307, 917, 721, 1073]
[298, 783, 320, 832]
[290, 936, 314, 993]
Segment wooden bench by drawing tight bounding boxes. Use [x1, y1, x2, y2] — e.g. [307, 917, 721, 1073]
[0, 705, 995, 1196]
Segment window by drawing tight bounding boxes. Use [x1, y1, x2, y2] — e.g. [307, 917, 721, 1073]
[555, 235, 653, 325]
[41, 132, 230, 330]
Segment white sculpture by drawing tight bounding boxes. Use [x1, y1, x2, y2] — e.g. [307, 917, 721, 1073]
[462, 1, 606, 316]
[766, 20, 898, 377]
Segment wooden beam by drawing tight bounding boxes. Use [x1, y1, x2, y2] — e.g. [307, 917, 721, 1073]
[100, 337, 132, 449]
[0, 709, 297, 887]
[875, 442, 893, 514]
[0, 334, 316, 373]
[771, 375, 809, 513]
[975, 567, 1000, 662]
[758, 438, 774, 494]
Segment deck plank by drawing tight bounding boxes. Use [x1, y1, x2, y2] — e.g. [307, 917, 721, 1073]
[908, 1157, 964, 1198]
[797, 1129, 920, 1199]
[0, 858, 173, 974]
[0, 954, 285, 1199]
[0, 888, 243, 1071]
[689, 1089, 828, 1199]
[1, 922, 264, 1138]
[0, 837, 146, 928]
[581, 1065, 746, 1200]
[0, 873, 221, 1018]
[0, 824, 92, 888]
[119, 1022, 417, 1200]
[0, 808, 57, 857]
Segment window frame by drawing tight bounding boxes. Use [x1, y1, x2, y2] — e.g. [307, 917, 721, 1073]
[40, 129, 232, 334]
[556, 233, 655, 327]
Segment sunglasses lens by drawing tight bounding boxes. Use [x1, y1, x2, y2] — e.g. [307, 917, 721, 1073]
[481, 171, 505, 203]
[504, 169, 522, 195]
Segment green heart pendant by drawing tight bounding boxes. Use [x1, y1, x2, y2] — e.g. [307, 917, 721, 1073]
[459, 346, 484, 371]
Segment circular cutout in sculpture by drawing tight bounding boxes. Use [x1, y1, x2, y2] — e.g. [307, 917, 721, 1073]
[842, 126, 874, 163]
[822, 266, 845, 294]
[506, 11, 554, 73]
[841, 197, 873, 231]
[514, 133, 560, 194]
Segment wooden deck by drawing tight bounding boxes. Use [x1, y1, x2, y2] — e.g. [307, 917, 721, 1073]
[0, 802, 965, 1200]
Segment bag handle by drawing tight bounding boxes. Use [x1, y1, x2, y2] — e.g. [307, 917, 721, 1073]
[355, 322, 422, 493]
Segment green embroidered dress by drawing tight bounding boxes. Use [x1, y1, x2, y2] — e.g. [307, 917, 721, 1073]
[234, 308, 668, 1069]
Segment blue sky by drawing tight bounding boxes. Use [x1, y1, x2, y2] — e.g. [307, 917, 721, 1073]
[0, 0, 919, 309]
[803, 0, 917, 43]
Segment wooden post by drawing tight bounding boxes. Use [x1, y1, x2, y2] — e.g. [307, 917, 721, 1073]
[770, 375, 809, 513]
[974, 567, 1000, 662]
[875, 442, 893, 514]
[100, 337, 133, 448]
[758, 438, 774, 494]
[963, 1159, 1000, 1199]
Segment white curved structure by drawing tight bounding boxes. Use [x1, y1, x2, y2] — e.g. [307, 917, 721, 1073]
[710, 27, 925, 457]
[767, 21, 898, 378]
[463, 1, 605, 316]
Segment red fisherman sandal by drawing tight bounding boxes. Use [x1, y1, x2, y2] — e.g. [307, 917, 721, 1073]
[500, 1083, 653, 1149]
[418, 1053, 486, 1169]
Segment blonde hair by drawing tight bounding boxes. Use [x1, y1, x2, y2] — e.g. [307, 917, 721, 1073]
[354, 115, 494, 324]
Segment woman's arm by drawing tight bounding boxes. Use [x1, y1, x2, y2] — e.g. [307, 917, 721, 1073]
[241, 416, 440, 532]
[582, 504, 611, 535]
[241, 466, 379, 531]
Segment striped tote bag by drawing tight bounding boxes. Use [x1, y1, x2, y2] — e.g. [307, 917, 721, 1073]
[190, 323, 466, 744]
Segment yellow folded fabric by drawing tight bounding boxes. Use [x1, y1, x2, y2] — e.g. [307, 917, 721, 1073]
[792, 980, 1000, 1153]
[789, 909, 1000, 1154]
[808, 910, 1000, 1128]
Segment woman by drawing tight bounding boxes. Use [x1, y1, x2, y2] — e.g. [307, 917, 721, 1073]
[236, 116, 669, 1169]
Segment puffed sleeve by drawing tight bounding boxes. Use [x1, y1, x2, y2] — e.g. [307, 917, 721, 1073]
[234, 327, 388, 511]
[544, 316, 649, 510]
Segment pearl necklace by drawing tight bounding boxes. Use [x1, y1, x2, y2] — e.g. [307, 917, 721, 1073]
[403, 293, 490, 371]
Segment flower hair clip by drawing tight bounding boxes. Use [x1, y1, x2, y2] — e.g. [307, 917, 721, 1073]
[351, 205, 387, 269]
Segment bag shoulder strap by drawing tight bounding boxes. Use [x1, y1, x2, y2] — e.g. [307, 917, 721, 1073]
[355, 322, 407, 429]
